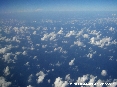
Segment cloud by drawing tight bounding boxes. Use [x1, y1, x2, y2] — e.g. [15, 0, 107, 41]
[36, 71, 46, 84]
[87, 53, 93, 58]
[74, 41, 84, 47]
[22, 51, 27, 55]
[0, 76, 11, 87]
[83, 34, 89, 38]
[54, 77, 68, 87]
[27, 85, 33, 87]
[48, 79, 51, 83]
[3, 66, 10, 76]
[33, 31, 36, 35]
[65, 30, 75, 37]
[76, 74, 89, 83]
[69, 58, 75, 66]
[65, 74, 73, 83]
[57, 28, 63, 34]
[3, 53, 12, 63]
[101, 70, 107, 76]
[41, 32, 57, 41]
[28, 74, 33, 83]
[90, 37, 112, 48]
[0, 47, 9, 54]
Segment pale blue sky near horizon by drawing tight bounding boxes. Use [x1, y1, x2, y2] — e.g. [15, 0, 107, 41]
[0, 0, 117, 13]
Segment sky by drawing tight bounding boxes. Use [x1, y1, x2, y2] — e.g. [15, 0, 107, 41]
[0, 0, 117, 13]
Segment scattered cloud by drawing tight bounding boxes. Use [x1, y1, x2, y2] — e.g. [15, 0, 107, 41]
[54, 77, 68, 87]
[36, 71, 46, 84]
[69, 58, 75, 66]
[3, 66, 10, 76]
[0, 76, 11, 87]
[101, 70, 107, 76]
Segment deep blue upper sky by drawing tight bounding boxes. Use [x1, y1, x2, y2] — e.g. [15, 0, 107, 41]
[0, 0, 117, 13]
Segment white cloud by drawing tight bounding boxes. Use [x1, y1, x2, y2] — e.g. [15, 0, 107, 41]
[36, 71, 46, 84]
[48, 79, 51, 83]
[41, 32, 57, 41]
[28, 74, 33, 83]
[27, 85, 33, 87]
[25, 62, 30, 66]
[90, 36, 112, 48]
[57, 29, 63, 34]
[83, 34, 89, 38]
[101, 70, 107, 76]
[74, 41, 84, 47]
[65, 74, 73, 82]
[22, 51, 27, 55]
[3, 53, 12, 63]
[0, 76, 11, 87]
[69, 58, 75, 66]
[33, 31, 36, 35]
[109, 27, 114, 31]
[3, 66, 10, 76]
[76, 74, 89, 83]
[65, 30, 75, 37]
[0, 47, 9, 54]
[87, 53, 93, 58]
[54, 77, 68, 87]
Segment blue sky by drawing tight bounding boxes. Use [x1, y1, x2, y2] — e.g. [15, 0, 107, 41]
[0, 0, 117, 13]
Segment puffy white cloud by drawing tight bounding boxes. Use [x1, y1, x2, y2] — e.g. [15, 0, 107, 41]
[87, 53, 93, 58]
[3, 66, 10, 76]
[65, 30, 75, 37]
[90, 36, 112, 48]
[3, 53, 12, 63]
[27, 85, 33, 87]
[48, 79, 51, 83]
[57, 29, 63, 34]
[69, 58, 75, 66]
[76, 74, 89, 83]
[33, 31, 36, 35]
[54, 47, 67, 54]
[36, 71, 46, 84]
[0, 76, 11, 87]
[41, 32, 57, 41]
[101, 70, 107, 76]
[22, 51, 27, 55]
[83, 34, 89, 38]
[54, 77, 68, 87]
[28, 74, 33, 83]
[25, 62, 30, 66]
[0, 47, 9, 54]
[65, 74, 73, 82]
[74, 41, 84, 47]
[109, 27, 114, 31]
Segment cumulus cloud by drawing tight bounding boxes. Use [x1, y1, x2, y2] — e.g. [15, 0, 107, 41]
[90, 36, 112, 48]
[65, 30, 75, 37]
[69, 58, 75, 66]
[3, 53, 12, 63]
[83, 34, 89, 38]
[101, 70, 107, 76]
[87, 53, 93, 58]
[74, 41, 84, 47]
[0, 47, 9, 54]
[27, 85, 33, 87]
[36, 71, 46, 84]
[57, 29, 63, 34]
[3, 66, 10, 76]
[41, 32, 57, 41]
[0, 76, 11, 87]
[33, 31, 36, 35]
[28, 74, 33, 83]
[76, 74, 89, 83]
[54, 77, 68, 87]
[22, 51, 27, 55]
